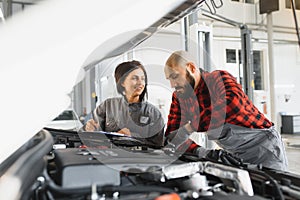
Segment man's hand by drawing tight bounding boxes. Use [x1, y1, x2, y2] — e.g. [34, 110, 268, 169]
[205, 149, 243, 167]
[184, 121, 194, 133]
[118, 128, 131, 136]
[194, 147, 243, 167]
[84, 119, 99, 131]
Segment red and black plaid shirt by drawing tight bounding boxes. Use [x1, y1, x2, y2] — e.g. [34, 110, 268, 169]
[165, 70, 272, 151]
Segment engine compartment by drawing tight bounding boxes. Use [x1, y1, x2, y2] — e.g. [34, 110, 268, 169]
[2, 129, 300, 200]
[46, 147, 259, 200]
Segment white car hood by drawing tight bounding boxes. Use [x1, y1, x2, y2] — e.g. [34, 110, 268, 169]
[0, 0, 203, 163]
[44, 120, 81, 131]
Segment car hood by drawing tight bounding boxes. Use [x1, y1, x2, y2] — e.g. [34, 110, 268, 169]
[44, 120, 82, 131]
[0, 0, 204, 163]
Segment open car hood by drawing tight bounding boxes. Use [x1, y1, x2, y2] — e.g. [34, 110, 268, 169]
[0, 0, 204, 164]
[2, 1, 300, 200]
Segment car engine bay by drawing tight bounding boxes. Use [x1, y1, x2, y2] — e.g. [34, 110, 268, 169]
[1, 129, 300, 200]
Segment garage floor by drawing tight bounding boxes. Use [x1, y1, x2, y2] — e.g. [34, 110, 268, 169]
[282, 134, 300, 174]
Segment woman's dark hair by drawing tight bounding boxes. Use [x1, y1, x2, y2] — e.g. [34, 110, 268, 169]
[114, 60, 148, 102]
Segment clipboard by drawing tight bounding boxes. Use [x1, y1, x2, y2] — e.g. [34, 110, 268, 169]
[91, 131, 126, 137]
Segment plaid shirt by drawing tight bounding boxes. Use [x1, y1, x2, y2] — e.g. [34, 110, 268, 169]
[165, 70, 272, 151]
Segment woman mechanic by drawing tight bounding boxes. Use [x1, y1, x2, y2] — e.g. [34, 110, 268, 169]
[82, 60, 165, 147]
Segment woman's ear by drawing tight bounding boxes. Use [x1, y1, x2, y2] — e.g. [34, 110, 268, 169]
[120, 82, 126, 94]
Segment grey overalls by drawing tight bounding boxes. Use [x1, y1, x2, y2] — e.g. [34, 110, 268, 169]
[208, 123, 288, 171]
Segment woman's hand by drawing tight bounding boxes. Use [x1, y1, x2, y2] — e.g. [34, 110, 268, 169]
[118, 128, 131, 136]
[84, 119, 99, 131]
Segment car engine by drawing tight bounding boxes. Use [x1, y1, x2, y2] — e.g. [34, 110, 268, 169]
[1, 129, 300, 200]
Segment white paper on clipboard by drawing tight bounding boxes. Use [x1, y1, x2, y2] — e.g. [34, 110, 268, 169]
[94, 131, 126, 137]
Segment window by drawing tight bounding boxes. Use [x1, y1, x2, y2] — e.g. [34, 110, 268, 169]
[238, 50, 264, 90]
[231, 0, 254, 4]
[253, 50, 264, 90]
[286, 0, 300, 10]
[226, 49, 236, 63]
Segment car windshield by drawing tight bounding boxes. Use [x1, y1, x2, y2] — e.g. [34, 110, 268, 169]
[53, 110, 77, 121]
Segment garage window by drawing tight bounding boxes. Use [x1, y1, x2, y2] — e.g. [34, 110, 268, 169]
[286, 0, 300, 10]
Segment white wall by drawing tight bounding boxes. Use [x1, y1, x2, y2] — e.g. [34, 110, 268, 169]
[133, 23, 184, 121]
[274, 44, 300, 121]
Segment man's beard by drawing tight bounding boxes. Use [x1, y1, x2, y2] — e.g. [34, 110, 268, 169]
[175, 70, 195, 99]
